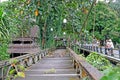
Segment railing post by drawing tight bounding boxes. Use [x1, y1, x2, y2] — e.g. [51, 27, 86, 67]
[88, 46, 90, 50]
[119, 46, 120, 58]
[32, 55, 35, 64]
[85, 45, 86, 49]
[96, 46, 98, 52]
[105, 47, 107, 55]
[34, 55, 38, 63]
[27, 58, 31, 66]
[110, 48, 113, 56]
[98, 47, 99, 53]
[100, 47, 102, 53]
[73, 60, 76, 69]
[87, 46, 88, 49]
[0, 67, 3, 80]
[93, 46, 95, 51]
[90, 46, 91, 50]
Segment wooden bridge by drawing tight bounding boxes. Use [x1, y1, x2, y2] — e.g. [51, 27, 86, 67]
[76, 44, 120, 63]
[0, 48, 103, 80]
[1, 42, 120, 80]
[16, 49, 80, 80]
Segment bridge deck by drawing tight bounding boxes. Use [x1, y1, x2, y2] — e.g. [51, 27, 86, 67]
[15, 49, 80, 80]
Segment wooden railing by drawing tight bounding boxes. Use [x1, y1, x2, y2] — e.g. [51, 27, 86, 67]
[67, 48, 103, 80]
[73, 43, 120, 58]
[0, 49, 48, 80]
[85, 45, 119, 54]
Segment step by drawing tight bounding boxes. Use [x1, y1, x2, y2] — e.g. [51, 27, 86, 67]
[43, 57, 72, 60]
[45, 54, 70, 58]
[25, 69, 76, 74]
[37, 59, 73, 64]
[29, 64, 74, 69]
[14, 49, 78, 80]
[15, 74, 80, 80]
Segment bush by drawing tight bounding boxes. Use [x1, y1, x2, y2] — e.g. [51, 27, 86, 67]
[86, 52, 111, 71]
[100, 67, 120, 80]
[0, 43, 9, 60]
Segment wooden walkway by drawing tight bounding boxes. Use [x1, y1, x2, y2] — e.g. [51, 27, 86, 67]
[15, 49, 80, 80]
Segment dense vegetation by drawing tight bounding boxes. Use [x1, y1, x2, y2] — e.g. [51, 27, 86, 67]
[87, 2, 118, 43]
[0, 0, 120, 60]
[86, 52, 111, 71]
[0, 0, 120, 80]
[78, 51, 120, 80]
[101, 66, 120, 80]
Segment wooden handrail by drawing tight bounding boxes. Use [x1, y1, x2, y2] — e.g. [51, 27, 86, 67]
[0, 49, 48, 80]
[74, 43, 120, 59]
[67, 47, 103, 80]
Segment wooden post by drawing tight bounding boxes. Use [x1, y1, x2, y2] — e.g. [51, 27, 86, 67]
[73, 60, 76, 69]
[0, 67, 3, 80]
[119, 48, 120, 59]
[90, 46, 92, 50]
[100, 47, 102, 53]
[88, 46, 90, 50]
[111, 48, 114, 56]
[96, 46, 98, 52]
[94, 46, 95, 51]
[105, 47, 107, 55]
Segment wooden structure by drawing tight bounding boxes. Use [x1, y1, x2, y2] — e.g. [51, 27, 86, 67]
[67, 48, 103, 80]
[0, 49, 48, 80]
[75, 43, 120, 64]
[0, 48, 103, 80]
[7, 25, 40, 58]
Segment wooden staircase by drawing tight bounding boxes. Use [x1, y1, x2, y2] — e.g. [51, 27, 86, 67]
[15, 49, 80, 80]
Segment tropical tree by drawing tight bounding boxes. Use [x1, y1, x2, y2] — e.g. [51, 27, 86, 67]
[0, 0, 33, 60]
[86, 2, 118, 44]
[108, 0, 120, 43]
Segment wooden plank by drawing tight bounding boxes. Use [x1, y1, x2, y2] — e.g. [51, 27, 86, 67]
[15, 49, 79, 80]
[67, 48, 103, 80]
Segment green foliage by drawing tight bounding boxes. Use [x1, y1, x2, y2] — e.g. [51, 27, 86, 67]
[8, 59, 25, 79]
[0, 43, 9, 60]
[87, 2, 118, 41]
[0, 0, 36, 60]
[86, 52, 111, 71]
[100, 67, 120, 80]
[9, 59, 19, 64]
[109, 0, 120, 17]
[9, 69, 16, 75]
[33, 0, 93, 48]
[0, 0, 120, 61]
